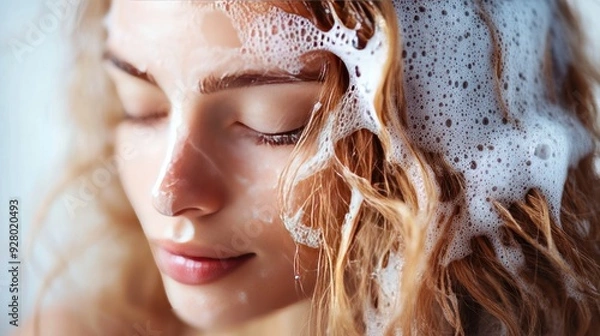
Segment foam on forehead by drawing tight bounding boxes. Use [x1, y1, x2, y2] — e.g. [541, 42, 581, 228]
[215, 1, 389, 139]
[210, 1, 394, 247]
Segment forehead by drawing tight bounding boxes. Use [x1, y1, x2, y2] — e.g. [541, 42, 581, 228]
[105, 0, 311, 86]
[105, 1, 277, 40]
[105, 1, 241, 58]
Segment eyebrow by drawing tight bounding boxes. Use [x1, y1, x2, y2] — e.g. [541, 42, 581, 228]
[103, 51, 325, 94]
[103, 51, 156, 85]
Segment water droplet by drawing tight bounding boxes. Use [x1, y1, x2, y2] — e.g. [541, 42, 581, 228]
[238, 291, 248, 304]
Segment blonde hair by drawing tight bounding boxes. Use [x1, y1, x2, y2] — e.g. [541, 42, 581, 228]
[31, 0, 182, 334]
[284, 1, 600, 335]
[32, 1, 600, 335]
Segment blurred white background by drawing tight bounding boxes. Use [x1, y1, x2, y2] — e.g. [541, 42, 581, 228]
[1, 1, 72, 334]
[0, 1, 599, 335]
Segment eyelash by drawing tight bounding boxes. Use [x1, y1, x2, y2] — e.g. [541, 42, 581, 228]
[123, 111, 167, 126]
[255, 126, 305, 146]
[123, 111, 305, 147]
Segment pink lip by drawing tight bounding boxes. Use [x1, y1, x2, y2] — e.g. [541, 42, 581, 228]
[153, 243, 255, 285]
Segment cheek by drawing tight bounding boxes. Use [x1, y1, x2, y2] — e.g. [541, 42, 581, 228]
[115, 123, 167, 218]
[228, 142, 289, 187]
[226, 145, 305, 252]
[230, 152, 286, 239]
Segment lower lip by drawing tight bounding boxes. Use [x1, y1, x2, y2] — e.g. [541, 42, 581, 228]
[155, 248, 255, 285]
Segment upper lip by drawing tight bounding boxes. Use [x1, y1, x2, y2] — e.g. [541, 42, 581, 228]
[152, 239, 252, 260]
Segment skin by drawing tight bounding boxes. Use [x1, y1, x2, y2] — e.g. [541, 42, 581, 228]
[104, 0, 322, 332]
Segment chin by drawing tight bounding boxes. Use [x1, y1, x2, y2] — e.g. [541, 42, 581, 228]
[162, 277, 249, 331]
[160, 273, 306, 332]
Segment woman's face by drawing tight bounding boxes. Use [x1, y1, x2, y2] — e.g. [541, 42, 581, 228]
[105, 0, 321, 331]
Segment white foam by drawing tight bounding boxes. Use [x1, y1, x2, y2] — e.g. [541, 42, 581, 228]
[282, 208, 322, 249]
[394, 0, 592, 266]
[341, 187, 364, 241]
[365, 252, 403, 336]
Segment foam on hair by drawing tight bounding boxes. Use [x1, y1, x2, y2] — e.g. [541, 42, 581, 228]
[212, 2, 595, 331]
[395, 0, 592, 269]
[217, 0, 591, 266]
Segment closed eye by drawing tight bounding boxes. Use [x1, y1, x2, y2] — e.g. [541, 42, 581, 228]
[122, 111, 168, 126]
[254, 126, 306, 146]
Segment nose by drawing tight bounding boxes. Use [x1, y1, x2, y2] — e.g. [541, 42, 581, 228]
[152, 132, 227, 217]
